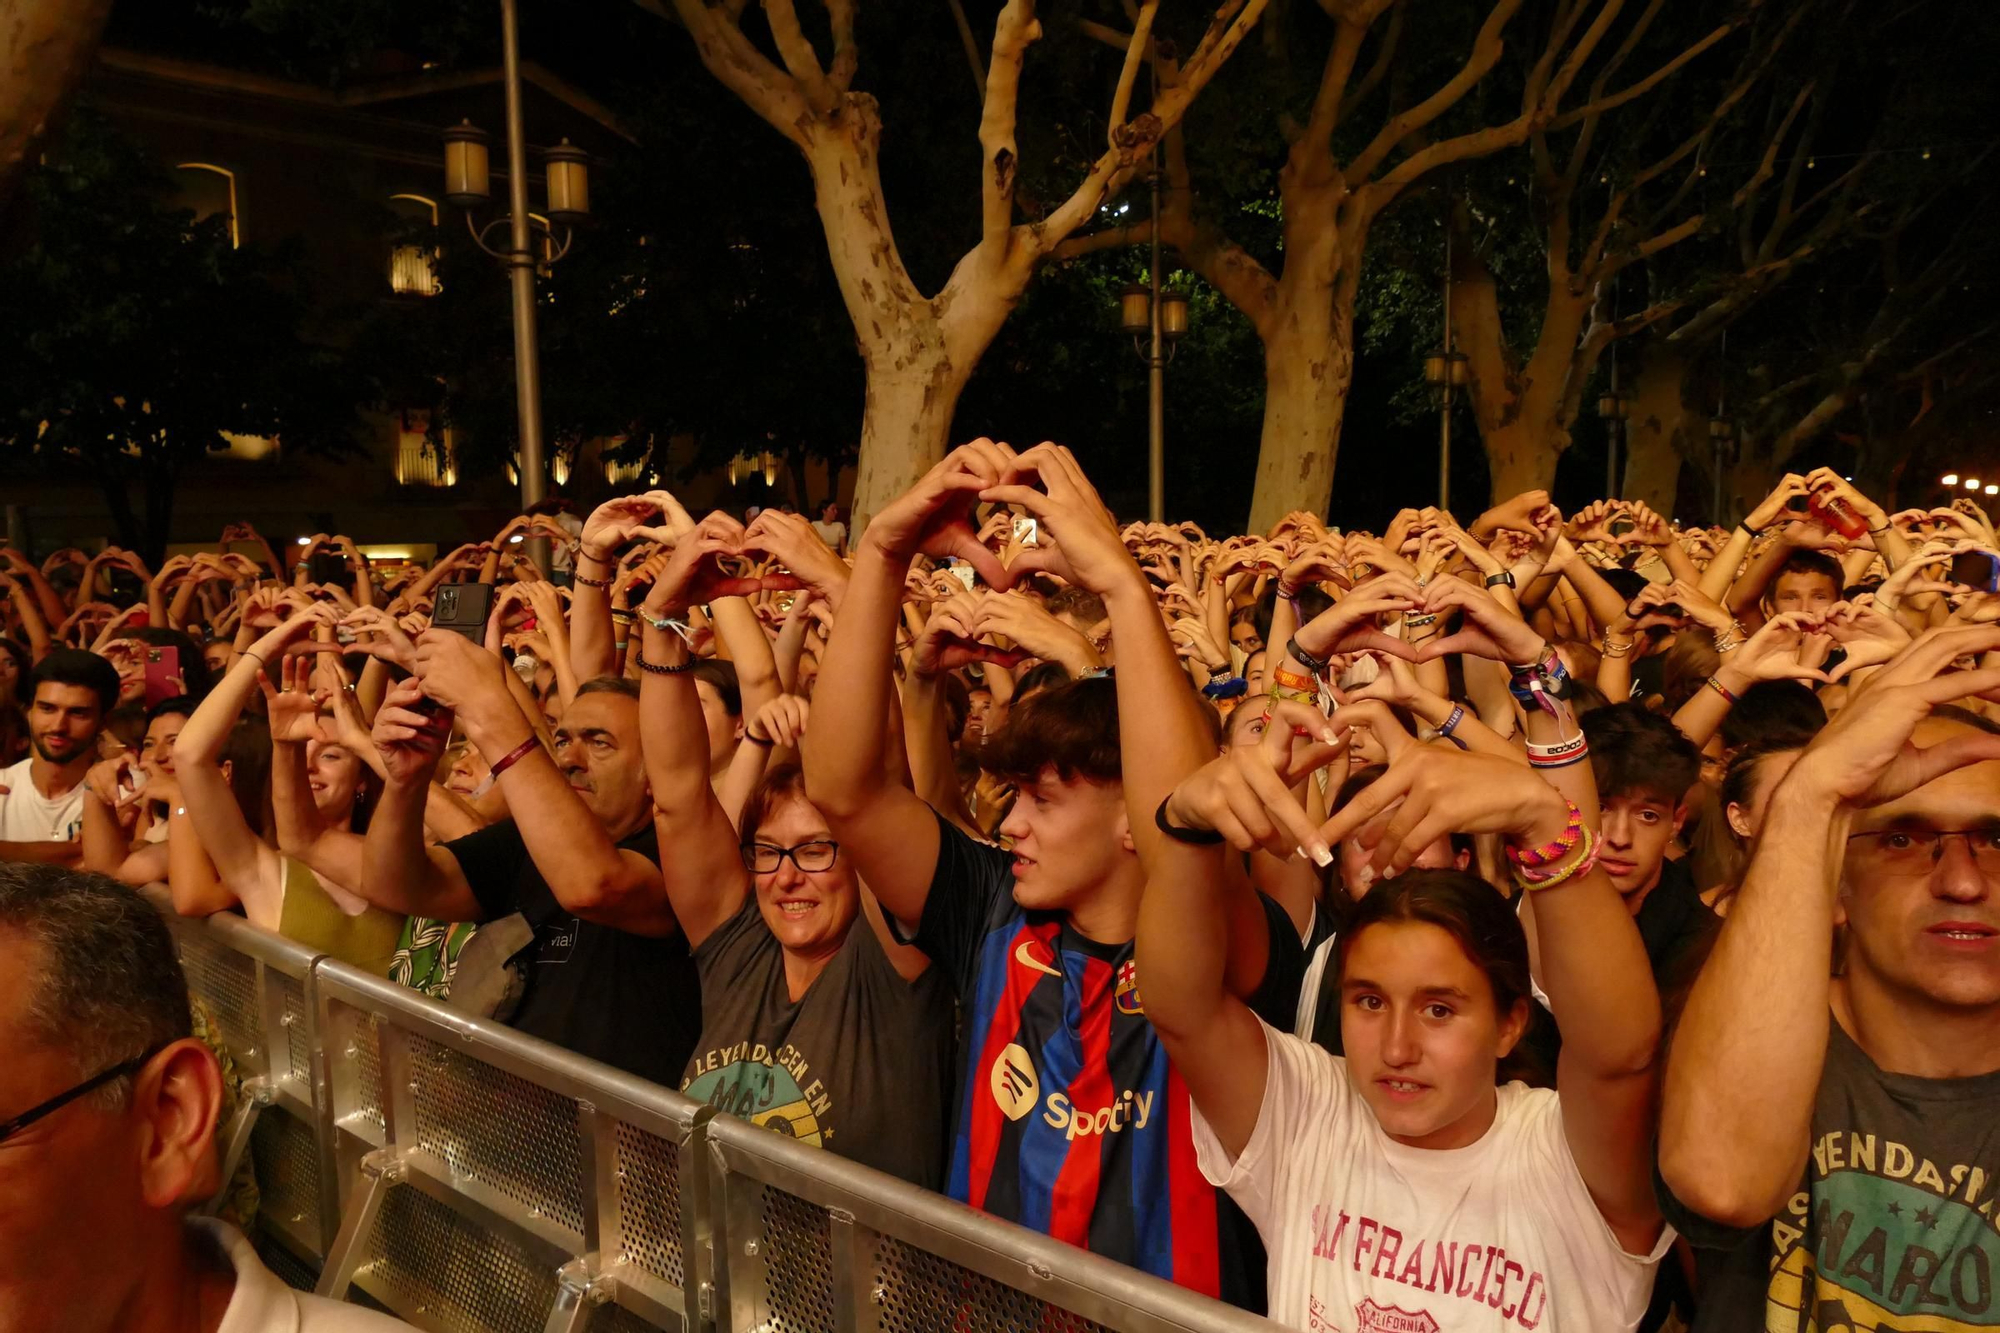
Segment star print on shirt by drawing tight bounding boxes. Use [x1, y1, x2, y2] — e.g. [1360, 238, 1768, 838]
[1886, 1201, 1902, 1218]
[1915, 1206, 1937, 1230]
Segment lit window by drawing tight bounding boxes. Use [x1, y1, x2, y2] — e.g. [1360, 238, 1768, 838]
[175, 164, 239, 247]
[388, 194, 441, 296]
[395, 409, 456, 486]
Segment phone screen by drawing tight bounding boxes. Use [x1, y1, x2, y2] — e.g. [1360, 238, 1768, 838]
[1012, 516, 1039, 546]
[1951, 551, 2000, 593]
[947, 564, 977, 592]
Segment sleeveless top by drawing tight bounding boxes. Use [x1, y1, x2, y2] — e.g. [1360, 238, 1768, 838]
[276, 855, 405, 976]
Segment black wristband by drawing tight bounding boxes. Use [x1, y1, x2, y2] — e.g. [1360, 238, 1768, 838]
[1485, 570, 1516, 590]
[1154, 795, 1226, 846]
[744, 733, 775, 747]
[1285, 634, 1331, 675]
[1737, 522, 1764, 540]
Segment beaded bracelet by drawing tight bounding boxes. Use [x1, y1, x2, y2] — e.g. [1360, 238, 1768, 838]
[572, 571, 613, 589]
[633, 648, 698, 676]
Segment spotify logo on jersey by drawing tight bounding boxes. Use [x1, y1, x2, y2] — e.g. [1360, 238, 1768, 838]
[990, 1043, 1041, 1121]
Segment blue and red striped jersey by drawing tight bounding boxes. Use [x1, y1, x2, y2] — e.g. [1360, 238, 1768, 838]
[906, 814, 1302, 1309]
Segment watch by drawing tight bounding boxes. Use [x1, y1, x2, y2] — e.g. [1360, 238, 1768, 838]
[1485, 570, 1517, 590]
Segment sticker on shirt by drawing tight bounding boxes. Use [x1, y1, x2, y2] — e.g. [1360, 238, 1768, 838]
[534, 915, 580, 964]
[683, 1041, 831, 1146]
[1764, 1137, 2000, 1328]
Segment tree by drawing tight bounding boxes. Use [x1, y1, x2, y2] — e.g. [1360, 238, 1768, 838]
[661, 0, 1268, 522]
[0, 0, 114, 205]
[0, 108, 360, 558]
[1058, 0, 1724, 529]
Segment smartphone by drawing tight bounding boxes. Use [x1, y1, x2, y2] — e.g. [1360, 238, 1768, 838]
[1951, 551, 2000, 593]
[430, 582, 496, 643]
[1012, 516, 1039, 547]
[946, 563, 977, 592]
[776, 592, 798, 614]
[143, 646, 182, 706]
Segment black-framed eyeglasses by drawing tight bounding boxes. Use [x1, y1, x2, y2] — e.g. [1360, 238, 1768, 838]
[0, 1046, 161, 1146]
[741, 840, 840, 874]
[1847, 828, 2000, 872]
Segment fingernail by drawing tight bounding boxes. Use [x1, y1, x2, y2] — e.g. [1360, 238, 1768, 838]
[1309, 842, 1333, 866]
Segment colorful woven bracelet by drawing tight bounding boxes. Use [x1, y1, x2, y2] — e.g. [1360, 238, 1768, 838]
[1515, 825, 1600, 891]
[1505, 796, 1583, 869]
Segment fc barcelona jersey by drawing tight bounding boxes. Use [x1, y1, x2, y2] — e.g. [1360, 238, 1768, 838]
[905, 813, 1304, 1310]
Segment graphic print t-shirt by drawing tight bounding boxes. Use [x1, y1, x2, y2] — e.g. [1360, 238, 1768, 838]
[1196, 1018, 1670, 1332]
[682, 892, 956, 1189]
[1660, 1016, 2000, 1332]
[907, 812, 1303, 1307]
[450, 819, 702, 1087]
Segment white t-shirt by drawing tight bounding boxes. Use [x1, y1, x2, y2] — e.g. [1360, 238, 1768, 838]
[1192, 1018, 1670, 1333]
[0, 757, 85, 843]
[812, 518, 847, 552]
[197, 1218, 415, 1331]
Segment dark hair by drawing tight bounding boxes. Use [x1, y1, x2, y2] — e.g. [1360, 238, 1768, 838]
[221, 714, 275, 839]
[0, 636, 28, 705]
[145, 695, 197, 727]
[525, 497, 577, 516]
[1324, 765, 1472, 928]
[105, 702, 148, 752]
[1719, 738, 1808, 846]
[689, 659, 741, 716]
[1597, 567, 1650, 605]
[939, 673, 971, 742]
[576, 675, 640, 701]
[128, 626, 212, 699]
[1769, 550, 1843, 596]
[1044, 586, 1107, 627]
[1584, 702, 1701, 805]
[29, 648, 121, 716]
[1930, 703, 2000, 737]
[977, 674, 1120, 786]
[1718, 681, 1825, 754]
[1335, 869, 1532, 1019]
[1012, 659, 1072, 700]
[739, 760, 810, 846]
[0, 863, 193, 1101]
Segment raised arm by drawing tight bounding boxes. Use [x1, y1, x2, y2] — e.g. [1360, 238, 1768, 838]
[1663, 627, 2000, 1225]
[802, 441, 1017, 925]
[357, 679, 484, 920]
[635, 515, 761, 947]
[410, 627, 676, 935]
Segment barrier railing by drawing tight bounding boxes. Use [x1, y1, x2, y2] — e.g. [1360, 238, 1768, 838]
[155, 898, 1276, 1333]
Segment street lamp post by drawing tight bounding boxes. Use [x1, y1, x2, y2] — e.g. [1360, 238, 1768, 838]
[1422, 350, 1468, 511]
[1116, 155, 1188, 521]
[1597, 373, 1629, 502]
[441, 0, 593, 561]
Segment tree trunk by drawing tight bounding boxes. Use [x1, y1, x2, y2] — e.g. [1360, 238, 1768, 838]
[1621, 346, 1690, 515]
[1245, 289, 1349, 532]
[850, 347, 973, 527]
[0, 0, 113, 206]
[1482, 421, 1563, 500]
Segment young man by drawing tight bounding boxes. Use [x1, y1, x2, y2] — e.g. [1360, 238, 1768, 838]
[1581, 703, 1714, 987]
[0, 650, 119, 864]
[1662, 631, 2000, 1330]
[351, 633, 702, 1085]
[805, 440, 1302, 1307]
[1763, 550, 1844, 618]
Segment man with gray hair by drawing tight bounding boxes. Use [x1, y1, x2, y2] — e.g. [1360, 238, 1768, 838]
[0, 863, 413, 1332]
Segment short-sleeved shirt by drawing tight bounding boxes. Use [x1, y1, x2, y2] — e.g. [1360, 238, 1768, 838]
[0, 757, 84, 843]
[903, 811, 1304, 1306]
[1660, 1016, 2000, 1331]
[1198, 1018, 1671, 1332]
[682, 892, 956, 1188]
[448, 819, 702, 1087]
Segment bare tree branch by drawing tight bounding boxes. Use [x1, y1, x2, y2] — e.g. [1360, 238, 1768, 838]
[978, 0, 1043, 250]
[668, 0, 813, 148]
[1108, 1, 1160, 145]
[1348, 0, 1525, 186]
[945, 0, 987, 99]
[762, 0, 838, 114]
[1338, 2, 1404, 122]
[827, 0, 859, 92]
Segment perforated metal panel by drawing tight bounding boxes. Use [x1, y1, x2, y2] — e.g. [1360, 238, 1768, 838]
[407, 1033, 586, 1238]
[876, 1234, 1109, 1333]
[761, 1188, 837, 1333]
[252, 1109, 325, 1254]
[342, 1009, 386, 1134]
[280, 972, 313, 1085]
[612, 1121, 684, 1288]
[178, 930, 260, 1065]
[356, 1183, 558, 1333]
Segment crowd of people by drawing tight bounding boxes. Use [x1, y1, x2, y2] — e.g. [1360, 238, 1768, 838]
[5, 449, 1999, 1332]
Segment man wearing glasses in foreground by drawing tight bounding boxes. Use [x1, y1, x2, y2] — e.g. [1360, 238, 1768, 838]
[1660, 631, 2000, 1330]
[0, 863, 412, 1332]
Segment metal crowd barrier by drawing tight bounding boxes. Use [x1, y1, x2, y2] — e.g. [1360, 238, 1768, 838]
[152, 895, 1276, 1333]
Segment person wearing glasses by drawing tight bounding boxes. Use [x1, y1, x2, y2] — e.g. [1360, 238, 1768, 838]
[0, 862, 413, 1331]
[637, 523, 953, 1189]
[1662, 628, 2000, 1329]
